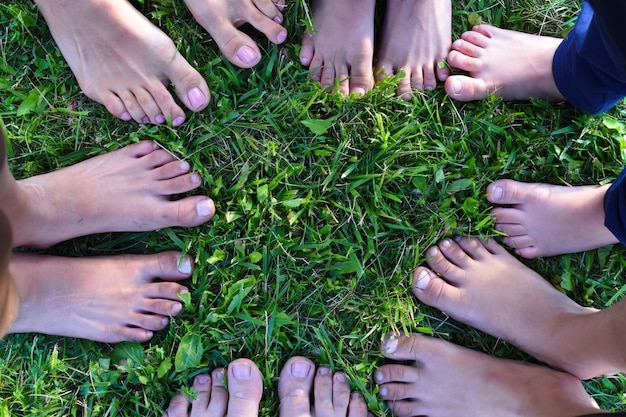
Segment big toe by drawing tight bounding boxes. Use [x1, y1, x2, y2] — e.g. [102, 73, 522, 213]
[227, 359, 263, 416]
[486, 179, 532, 205]
[167, 53, 211, 115]
[445, 75, 488, 101]
[278, 357, 315, 417]
[411, 267, 462, 315]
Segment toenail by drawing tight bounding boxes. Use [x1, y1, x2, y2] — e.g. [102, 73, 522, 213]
[197, 375, 210, 385]
[171, 303, 182, 314]
[237, 46, 259, 65]
[121, 112, 132, 121]
[319, 367, 330, 376]
[155, 114, 165, 124]
[291, 361, 312, 378]
[441, 239, 451, 248]
[400, 92, 412, 101]
[162, 317, 169, 326]
[375, 371, 384, 382]
[173, 116, 185, 127]
[197, 199, 213, 217]
[188, 87, 207, 110]
[177, 256, 192, 274]
[232, 362, 252, 379]
[415, 270, 431, 290]
[277, 30, 287, 43]
[380, 387, 388, 397]
[450, 78, 462, 95]
[454, 235, 462, 242]
[351, 392, 362, 400]
[335, 373, 346, 382]
[491, 185, 504, 201]
[180, 161, 190, 172]
[142, 116, 150, 124]
[424, 85, 435, 91]
[352, 87, 366, 96]
[427, 247, 438, 257]
[383, 336, 398, 354]
[191, 173, 201, 184]
[274, 15, 283, 24]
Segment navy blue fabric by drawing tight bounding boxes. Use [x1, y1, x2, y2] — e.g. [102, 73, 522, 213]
[552, 1, 626, 114]
[604, 168, 626, 245]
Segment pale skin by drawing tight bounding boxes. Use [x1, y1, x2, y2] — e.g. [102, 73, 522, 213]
[34, 0, 211, 126]
[487, 179, 619, 258]
[376, 333, 601, 417]
[300, 0, 376, 96]
[413, 236, 626, 380]
[445, 24, 565, 102]
[184, 0, 288, 68]
[1, 140, 215, 249]
[163, 357, 370, 417]
[375, 0, 452, 98]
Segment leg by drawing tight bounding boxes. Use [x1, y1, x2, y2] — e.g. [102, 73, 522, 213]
[184, 0, 287, 68]
[375, 0, 451, 98]
[165, 358, 263, 417]
[9, 251, 194, 343]
[444, 24, 563, 101]
[299, 0, 376, 95]
[35, 0, 210, 126]
[486, 179, 618, 258]
[413, 236, 626, 380]
[0, 209, 19, 338]
[278, 356, 370, 417]
[0, 137, 215, 248]
[376, 334, 601, 417]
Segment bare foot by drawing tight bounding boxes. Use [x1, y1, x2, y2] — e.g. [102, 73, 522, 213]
[278, 356, 370, 417]
[300, 0, 376, 95]
[1, 141, 215, 249]
[445, 25, 565, 102]
[35, 0, 210, 126]
[487, 179, 618, 258]
[9, 251, 194, 343]
[165, 359, 263, 417]
[184, 0, 287, 68]
[413, 236, 617, 380]
[375, 334, 600, 417]
[0, 210, 18, 337]
[375, 0, 451, 98]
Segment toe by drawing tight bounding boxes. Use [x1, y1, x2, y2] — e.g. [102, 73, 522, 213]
[189, 375, 212, 415]
[424, 243, 464, 282]
[245, 7, 287, 44]
[396, 71, 413, 99]
[486, 179, 530, 205]
[164, 391, 191, 417]
[163, 196, 215, 227]
[100, 92, 130, 121]
[205, 368, 229, 417]
[278, 357, 315, 417]
[347, 392, 368, 417]
[167, 53, 211, 113]
[153, 160, 191, 181]
[349, 61, 374, 95]
[411, 267, 463, 313]
[227, 359, 263, 417]
[157, 171, 202, 195]
[331, 372, 352, 412]
[422, 65, 438, 91]
[490, 207, 526, 225]
[444, 74, 489, 101]
[215, 26, 263, 68]
[144, 252, 194, 280]
[252, 0, 283, 22]
[447, 47, 482, 72]
[450, 236, 489, 261]
[300, 32, 315, 66]
[313, 367, 334, 414]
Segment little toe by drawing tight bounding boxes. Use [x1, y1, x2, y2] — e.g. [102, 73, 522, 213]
[164, 391, 191, 417]
[444, 74, 489, 101]
[278, 357, 315, 417]
[227, 359, 263, 417]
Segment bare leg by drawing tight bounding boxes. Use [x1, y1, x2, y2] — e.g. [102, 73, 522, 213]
[487, 180, 618, 258]
[35, 0, 210, 126]
[375, 0, 451, 98]
[184, 0, 287, 68]
[413, 236, 626, 380]
[300, 0, 376, 95]
[445, 25, 564, 102]
[278, 356, 370, 417]
[0, 140, 214, 249]
[0, 209, 18, 338]
[165, 359, 263, 417]
[9, 251, 193, 343]
[376, 334, 601, 417]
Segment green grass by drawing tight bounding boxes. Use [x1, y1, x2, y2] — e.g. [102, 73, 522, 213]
[1, 0, 626, 415]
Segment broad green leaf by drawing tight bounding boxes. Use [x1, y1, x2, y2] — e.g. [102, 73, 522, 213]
[175, 333, 204, 372]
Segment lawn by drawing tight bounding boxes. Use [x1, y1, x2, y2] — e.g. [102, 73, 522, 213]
[1, 0, 626, 415]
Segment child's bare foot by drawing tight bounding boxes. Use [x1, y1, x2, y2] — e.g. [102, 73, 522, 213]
[300, 0, 376, 95]
[376, 334, 600, 417]
[278, 356, 370, 417]
[2, 141, 215, 249]
[445, 25, 564, 102]
[9, 251, 193, 343]
[35, 0, 210, 126]
[184, 0, 287, 68]
[413, 236, 618, 380]
[487, 180, 618, 258]
[375, 0, 451, 98]
[0, 210, 18, 337]
[165, 359, 263, 417]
